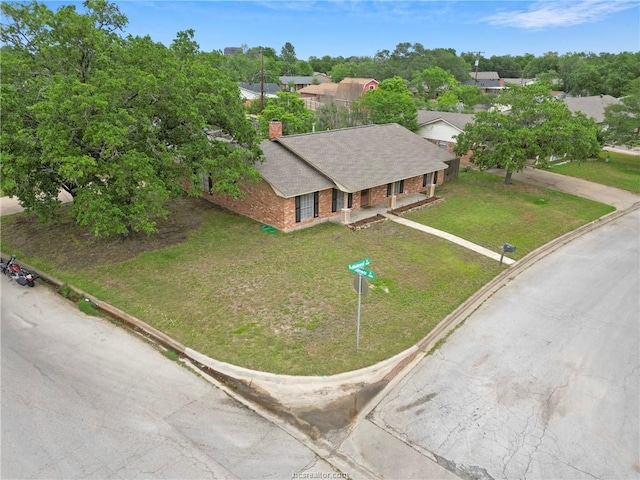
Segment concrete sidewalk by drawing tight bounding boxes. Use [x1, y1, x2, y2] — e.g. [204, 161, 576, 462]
[384, 213, 516, 265]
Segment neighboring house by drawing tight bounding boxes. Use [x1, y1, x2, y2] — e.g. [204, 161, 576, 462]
[417, 110, 475, 175]
[205, 122, 452, 231]
[562, 94, 621, 124]
[334, 78, 378, 107]
[298, 77, 379, 109]
[502, 78, 536, 87]
[280, 73, 331, 91]
[297, 82, 339, 110]
[463, 71, 504, 94]
[239, 82, 280, 106]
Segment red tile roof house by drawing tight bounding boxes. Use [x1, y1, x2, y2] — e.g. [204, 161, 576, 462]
[205, 122, 454, 232]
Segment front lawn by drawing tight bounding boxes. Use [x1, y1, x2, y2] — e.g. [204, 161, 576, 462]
[0, 171, 614, 375]
[405, 171, 615, 259]
[547, 150, 640, 194]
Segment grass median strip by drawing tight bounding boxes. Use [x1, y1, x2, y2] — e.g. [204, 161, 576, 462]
[0, 171, 614, 375]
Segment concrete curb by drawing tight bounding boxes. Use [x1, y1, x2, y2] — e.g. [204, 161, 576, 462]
[2, 203, 638, 417]
[0, 253, 418, 410]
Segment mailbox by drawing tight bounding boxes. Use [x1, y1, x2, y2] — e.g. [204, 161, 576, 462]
[503, 243, 516, 253]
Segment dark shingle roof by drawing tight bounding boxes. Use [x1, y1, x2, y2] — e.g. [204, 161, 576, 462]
[239, 82, 281, 95]
[266, 124, 452, 194]
[256, 140, 334, 197]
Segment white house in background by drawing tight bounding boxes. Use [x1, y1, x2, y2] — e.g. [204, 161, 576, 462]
[417, 110, 474, 149]
[416, 110, 475, 180]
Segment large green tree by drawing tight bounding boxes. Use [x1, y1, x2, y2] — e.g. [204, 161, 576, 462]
[257, 91, 314, 137]
[412, 66, 458, 100]
[454, 84, 601, 184]
[603, 78, 640, 147]
[1, 0, 261, 238]
[354, 76, 418, 131]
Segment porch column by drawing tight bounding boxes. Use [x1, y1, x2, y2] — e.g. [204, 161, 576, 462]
[388, 194, 397, 209]
[341, 208, 351, 224]
[341, 191, 351, 224]
[427, 183, 436, 198]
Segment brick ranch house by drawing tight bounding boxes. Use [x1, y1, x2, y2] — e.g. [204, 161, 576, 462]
[205, 122, 454, 231]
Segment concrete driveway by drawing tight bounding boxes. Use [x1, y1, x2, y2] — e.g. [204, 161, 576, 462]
[0, 191, 73, 216]
[337, 207, 639, 479]
[503, 166, 639, 211]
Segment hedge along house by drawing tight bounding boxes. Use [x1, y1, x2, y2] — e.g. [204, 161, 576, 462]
[205, 121, 453, 231]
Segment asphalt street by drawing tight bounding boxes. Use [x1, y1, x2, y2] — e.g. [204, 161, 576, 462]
[0, 283, 347, 479]
[339, 208, 640, 479]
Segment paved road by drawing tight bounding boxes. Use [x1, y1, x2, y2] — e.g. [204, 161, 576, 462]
[1, 283, 347, 479]
[336, 207, 640, 479]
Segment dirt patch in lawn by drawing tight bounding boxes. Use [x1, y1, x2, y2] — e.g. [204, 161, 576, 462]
[2, 196, 217, 269]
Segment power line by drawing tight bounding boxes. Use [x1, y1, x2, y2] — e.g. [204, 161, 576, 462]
[472, 51, 484, 83]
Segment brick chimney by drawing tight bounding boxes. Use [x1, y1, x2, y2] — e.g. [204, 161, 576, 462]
[269, 120, 283, 139]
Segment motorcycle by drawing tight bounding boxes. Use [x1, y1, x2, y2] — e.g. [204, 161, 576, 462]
[1, 255, 39, 287]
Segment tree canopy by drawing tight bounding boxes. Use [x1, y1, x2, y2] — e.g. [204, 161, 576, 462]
[354, 76, 419, 131]
[453, 84, 601, 184]
[257, 91, 315, 138]
[603, 78, 640, 147]
[1, 0, 261, 238]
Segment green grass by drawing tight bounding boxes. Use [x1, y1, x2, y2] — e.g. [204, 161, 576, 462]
[404, 171, 615, 260]
[77, 298, 101, 316]
[0, 172, 615, 375]
[547, 151, 640, 193]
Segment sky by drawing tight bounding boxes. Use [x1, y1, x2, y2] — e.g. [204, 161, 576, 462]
[44, 1, 640, 59]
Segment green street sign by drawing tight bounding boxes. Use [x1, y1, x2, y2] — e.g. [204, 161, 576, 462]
[352, 267, 375, 279]
[348, 258, 370, 271]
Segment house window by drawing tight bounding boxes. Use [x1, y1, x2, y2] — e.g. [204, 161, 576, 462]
[368, 85, 375, 90]
[423, 173, 432, 187]
[438, 140, 448, 150]
[332, 189, 353, 212]
[387, 180, 404, 196]
[295, 192, 319, 222]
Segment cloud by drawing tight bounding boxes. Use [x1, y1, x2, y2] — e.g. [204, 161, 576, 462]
[481, 0, 638, 29]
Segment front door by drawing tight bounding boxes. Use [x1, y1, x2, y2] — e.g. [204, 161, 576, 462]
[360, 189, 370, 207]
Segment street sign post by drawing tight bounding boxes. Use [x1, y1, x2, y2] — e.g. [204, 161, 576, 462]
[351, 267, 375, 279]
[348, 258, 375, 352]
[353, 274, 369, 295]
[348, 258, 370, 271]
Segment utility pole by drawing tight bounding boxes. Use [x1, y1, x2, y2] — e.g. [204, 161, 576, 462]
[473, 51, 484, 83]
[260, 48, 265, 111]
